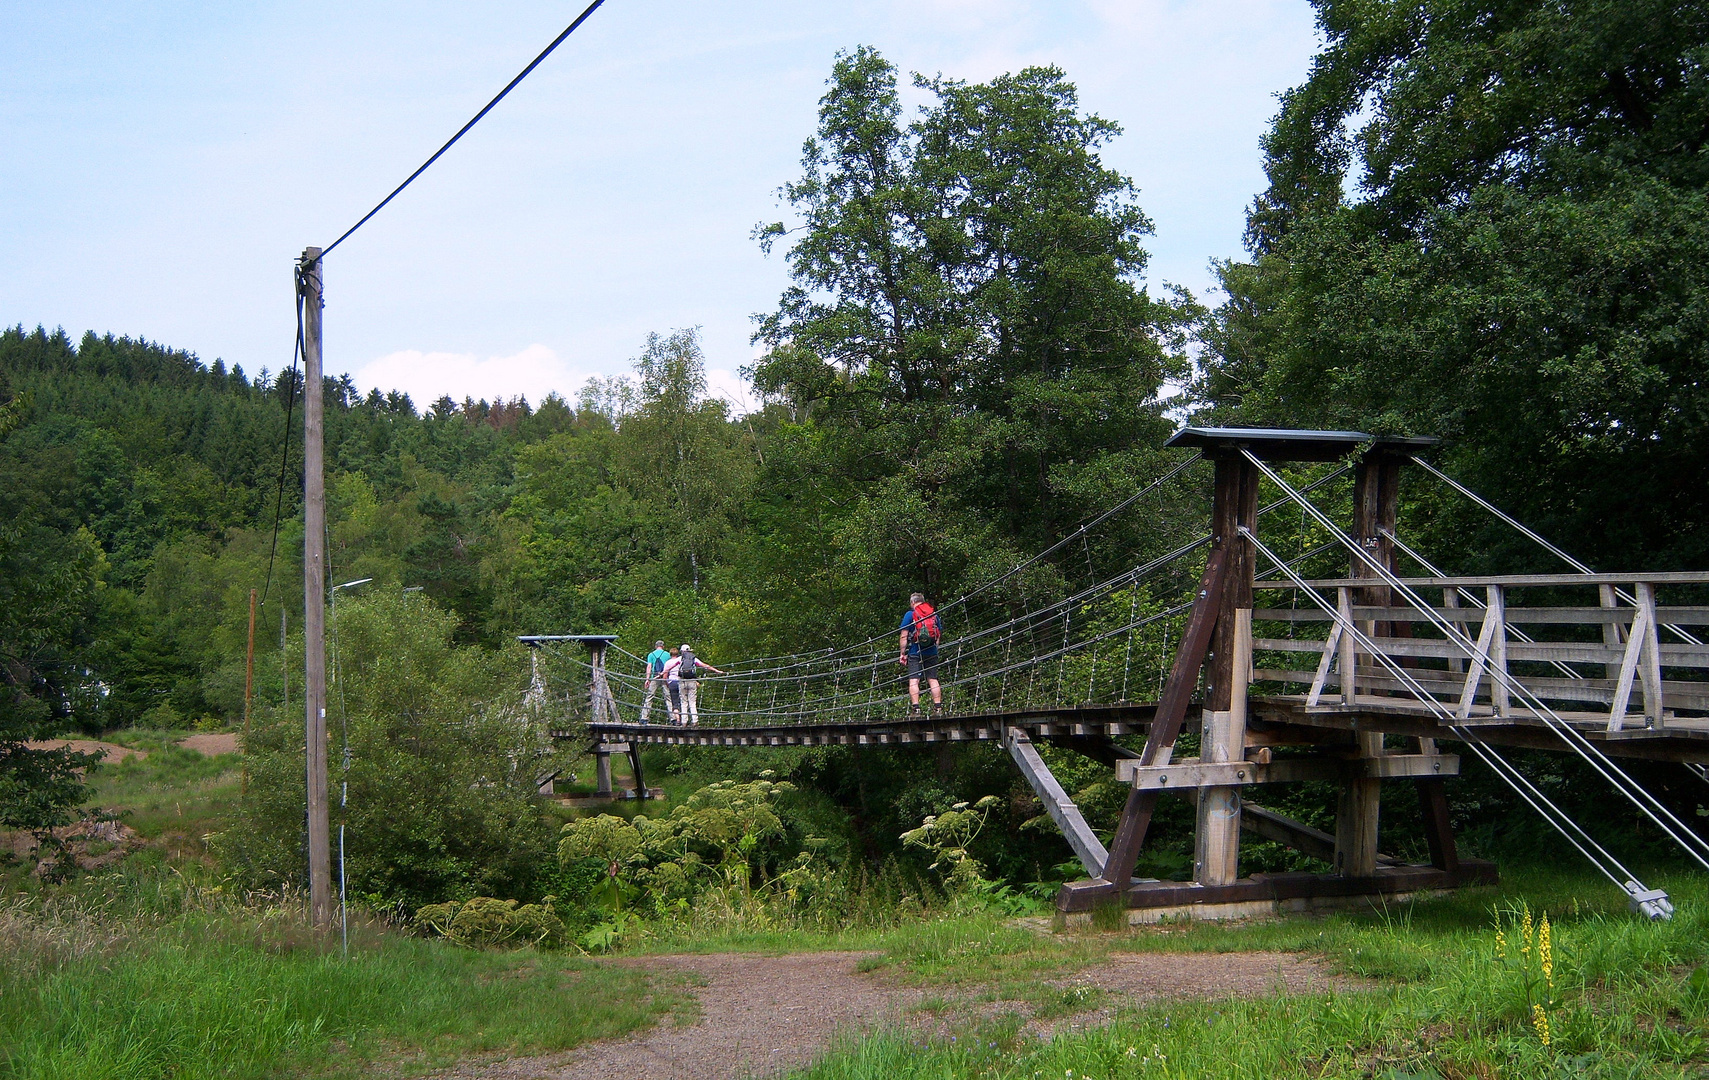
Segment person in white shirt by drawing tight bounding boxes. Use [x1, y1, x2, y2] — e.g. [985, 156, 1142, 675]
[674, 643, 725, 725]
[660, 647, 684, 724]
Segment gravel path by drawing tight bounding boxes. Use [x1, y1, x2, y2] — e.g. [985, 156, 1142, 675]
[441, 948, 1359, 1080]
[439, 951, 916, 1080]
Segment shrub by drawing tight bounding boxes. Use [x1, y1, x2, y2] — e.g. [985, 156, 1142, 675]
[414, 897, 566, 948]
[217, 591, 574, 908]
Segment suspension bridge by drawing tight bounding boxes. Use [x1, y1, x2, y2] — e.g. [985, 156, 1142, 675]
[528, 428, 1709, 923]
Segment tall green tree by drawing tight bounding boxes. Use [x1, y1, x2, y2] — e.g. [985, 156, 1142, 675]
[0, 378, 101, 826]
[1197, 0, 1709, 571]
[749, 47, 1191, 620]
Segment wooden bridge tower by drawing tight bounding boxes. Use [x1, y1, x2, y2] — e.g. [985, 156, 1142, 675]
[1058, 428, 1490, 922]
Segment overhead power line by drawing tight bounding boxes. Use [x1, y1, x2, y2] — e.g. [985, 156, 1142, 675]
[319, 0, 609, 260]
[259, 269, 308, 609]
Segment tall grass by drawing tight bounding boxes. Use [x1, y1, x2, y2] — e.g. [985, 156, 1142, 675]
[787, 871, 1709, 1079]
[0, 877, 687, 1080]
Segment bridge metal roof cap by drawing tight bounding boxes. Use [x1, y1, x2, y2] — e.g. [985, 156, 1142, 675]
[517, 634, 618, 647]
[1363, 434, 1442, 459]
[1165, 426, 1373, 461]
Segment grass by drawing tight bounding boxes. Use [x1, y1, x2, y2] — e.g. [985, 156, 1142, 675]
[13, 733, 1709, 1079]
[87, 743, 243, 840]
[0, 874, 692, 1080]
[776, 867, 1709, 1079]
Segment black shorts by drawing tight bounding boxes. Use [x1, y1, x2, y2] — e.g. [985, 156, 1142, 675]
[907, 651, 940, 680]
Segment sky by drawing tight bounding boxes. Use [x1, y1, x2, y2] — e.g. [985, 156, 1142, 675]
[1, 1, 1323, 415]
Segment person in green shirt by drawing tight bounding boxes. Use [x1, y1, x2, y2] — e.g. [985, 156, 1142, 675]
[640, 641, 670, 724]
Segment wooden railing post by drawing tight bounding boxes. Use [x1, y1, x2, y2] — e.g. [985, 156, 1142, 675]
[1337, 587, 1357, 705]
[1611, 582, 1664, 731]
[1488, 586, 1510, 718]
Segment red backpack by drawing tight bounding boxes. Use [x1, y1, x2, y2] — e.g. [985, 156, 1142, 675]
[910, 601, 941, 646]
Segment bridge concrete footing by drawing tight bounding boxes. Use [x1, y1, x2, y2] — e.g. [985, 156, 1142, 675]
[1058, 889, 1451, 928]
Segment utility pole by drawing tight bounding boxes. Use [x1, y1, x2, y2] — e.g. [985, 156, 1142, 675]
[300, 247, 332, 930]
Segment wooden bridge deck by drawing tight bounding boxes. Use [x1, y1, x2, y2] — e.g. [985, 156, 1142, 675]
[577, 695, 1709, 763]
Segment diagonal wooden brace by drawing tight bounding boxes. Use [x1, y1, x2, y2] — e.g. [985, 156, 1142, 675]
[1062, 548, 1228, 908]
[1007, 730, 1108, 877]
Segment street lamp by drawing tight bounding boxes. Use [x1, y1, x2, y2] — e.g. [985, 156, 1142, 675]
[328, 576, 370, 957]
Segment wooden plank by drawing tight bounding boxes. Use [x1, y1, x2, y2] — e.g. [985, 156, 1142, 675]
[1241, 803, 1338, 864]
[1255, 605, 1709, 625]
[1119, 753, 1457, 785]
[1304, 620, 1342, 706]
[1255, 635, 1709, 666]
[1275, 571, 1709, 588]
[1338, 588, 1357, 705]
[1610, 597, 1652, 732]
[1121, 759, 1260, 788]
[1060, 859, 1500, 912]
[1638, 582, 1665, 729]
[1257, 667, 1709, 711]
[1007, 732, 1108, 877]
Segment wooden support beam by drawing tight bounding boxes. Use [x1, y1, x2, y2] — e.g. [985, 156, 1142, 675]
[1007, 732, 1108, 877]
[1194, 458, 1259, 888]
[1118, 753, 1458, 787]
[1239, 802, 1405, 866]
[627, 744, 648, 800]
[594, 752, 613, 796]
[1093, 546, 1230, 897]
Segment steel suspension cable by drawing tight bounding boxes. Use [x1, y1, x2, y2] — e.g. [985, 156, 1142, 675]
[1246, 451, 1709, 871]
[1241, 526, 1659, 907]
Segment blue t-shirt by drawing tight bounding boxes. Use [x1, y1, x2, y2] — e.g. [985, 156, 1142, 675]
[646, 648, 671, 676]
[900, 610, 938, 657]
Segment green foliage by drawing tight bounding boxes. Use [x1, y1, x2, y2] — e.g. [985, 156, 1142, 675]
[1196, 0, 1709, 574]
[900, 794, 1003, 891]
[747, 46, 1195, 630]
[414, 896, 567, 949]
[557, 777, 798, 911]
[0, 365, 102, 827]
[219, 590, 563, 908]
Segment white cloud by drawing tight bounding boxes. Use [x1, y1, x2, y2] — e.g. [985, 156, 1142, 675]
[351, 343, 595, 408]
[706, 367, 762, 416]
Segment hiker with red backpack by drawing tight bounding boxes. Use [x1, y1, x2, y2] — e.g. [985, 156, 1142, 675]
[898, 592, 943, 715]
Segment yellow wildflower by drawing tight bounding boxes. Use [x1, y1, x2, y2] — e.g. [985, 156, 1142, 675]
[1521, 905, 1534, 956]
[1539, 913, 1553, 997]
[1532, 1003, 1551, 1047]
[1495, 928, 1507, 959]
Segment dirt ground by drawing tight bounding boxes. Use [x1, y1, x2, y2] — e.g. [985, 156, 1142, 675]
[24, 739, 146, 762]
[176, 731, 240, 755]
[25, 732, 240, 759]
[439, 948, 1362, 1080]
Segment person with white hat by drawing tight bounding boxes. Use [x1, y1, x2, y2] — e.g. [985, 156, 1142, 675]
[674, 642, 725, 725]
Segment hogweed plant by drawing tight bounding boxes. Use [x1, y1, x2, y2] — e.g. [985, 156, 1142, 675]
[901, 795, 1004, 893]
[1493, 900, 1555, 1047]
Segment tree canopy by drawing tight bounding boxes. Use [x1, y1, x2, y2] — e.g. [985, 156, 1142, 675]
[1197, 0, 1709, 571]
